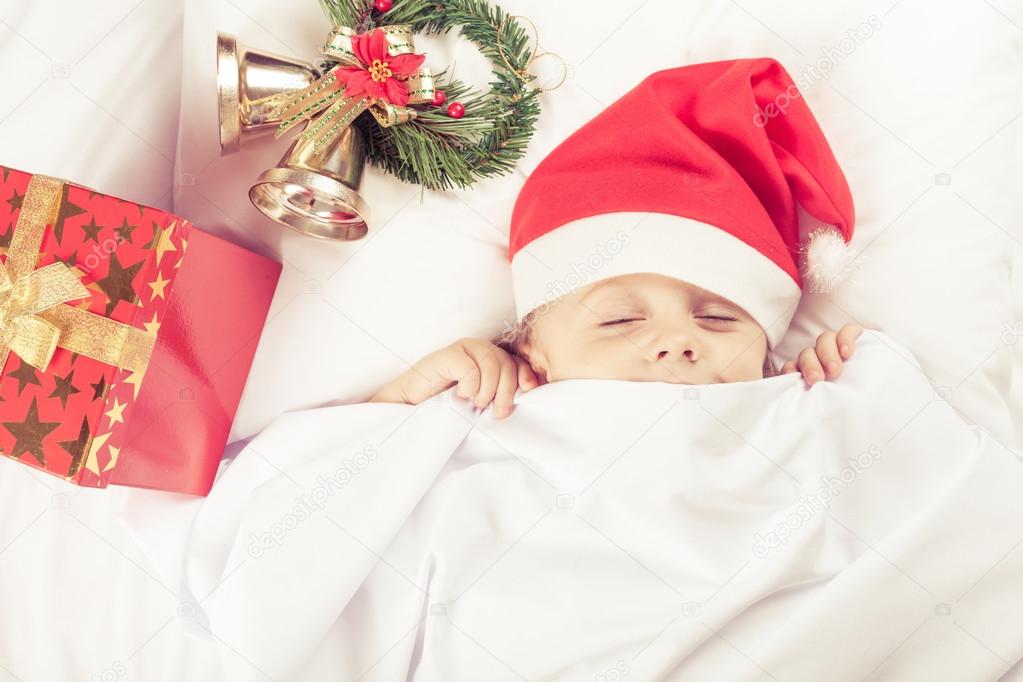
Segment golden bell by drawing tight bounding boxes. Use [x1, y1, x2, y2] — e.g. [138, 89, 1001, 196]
[216, 32, 318, 153]
[217, 32, 372, 240]
[248, 124, 371, 241]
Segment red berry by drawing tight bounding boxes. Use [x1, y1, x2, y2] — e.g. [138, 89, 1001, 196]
[373, 0, 393, 12]
[447, 102, 465, 118]
[432, 89, 447, 106]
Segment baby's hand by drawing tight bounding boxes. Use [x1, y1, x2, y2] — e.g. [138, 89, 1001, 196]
[780, 323, 864, 387]
[369, 338, 544, 418]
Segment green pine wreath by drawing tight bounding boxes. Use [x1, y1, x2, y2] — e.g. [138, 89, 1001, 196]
[317, 0, 542, 191]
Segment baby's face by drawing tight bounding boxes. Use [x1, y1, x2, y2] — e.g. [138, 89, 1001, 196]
[521, 273, 769, 385]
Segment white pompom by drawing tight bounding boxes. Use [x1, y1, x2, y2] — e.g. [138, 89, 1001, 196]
[801, 228, 859, 294]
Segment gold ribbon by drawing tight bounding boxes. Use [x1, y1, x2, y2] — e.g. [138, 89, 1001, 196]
[495, 14, 567, 93]
[271, 24, 436, 151]
[0, 175, 156, 377]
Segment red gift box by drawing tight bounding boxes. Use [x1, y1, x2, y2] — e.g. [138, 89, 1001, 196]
[0, 166, 281, 495]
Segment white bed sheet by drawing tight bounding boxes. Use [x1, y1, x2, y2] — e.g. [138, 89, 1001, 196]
[185, 331, 1023, 682]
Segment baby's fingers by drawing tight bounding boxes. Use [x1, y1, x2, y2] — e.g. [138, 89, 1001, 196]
[492, 357, 520, 419]
[836, 323, 864, 360]
[797, 347, 825, 387]
[466, 347, 504, 410]
[449, 351, 482, 401]
[815, 330, 843, 379]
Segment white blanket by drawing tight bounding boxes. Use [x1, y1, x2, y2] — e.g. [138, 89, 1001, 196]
[185, 330, 1023, 681]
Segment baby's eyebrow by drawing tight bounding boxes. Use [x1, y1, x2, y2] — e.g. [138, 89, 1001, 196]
[578, 280, 630, 306]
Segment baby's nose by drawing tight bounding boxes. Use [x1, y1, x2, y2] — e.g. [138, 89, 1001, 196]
[650, 324, 701, 363]
[656, 347, 696, 362]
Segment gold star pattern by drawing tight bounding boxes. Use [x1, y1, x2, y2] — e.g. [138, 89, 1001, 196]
[90, 375, 107, 401]
[104, 397, 127, 426]
[80, 217, 103, 244]
[114, 217, 137, 244]
[6, 187, 23, 213]
[174, 236, 188, 269]
[143, 312, 161, 334]
[7, 360, 42, 396]
[52, 185, 89, 245]
[48, 369, 81, 409]
[96, 252, 143, 316]
[1, 398, 60, 466]
[148, 271, 170, 300]
[123, 369, 146, 400]
[151, 220, 177, 265]
[101, 445, 121, 473]
[59, 415, 92, 478]
[84, 431, 111, 476]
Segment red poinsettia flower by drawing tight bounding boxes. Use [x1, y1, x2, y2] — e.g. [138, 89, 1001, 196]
[334, 28, 426, 106]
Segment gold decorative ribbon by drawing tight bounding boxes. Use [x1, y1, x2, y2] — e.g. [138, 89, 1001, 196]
[0, 175, 156, 376]
[271, 24, 436, 150]
[495, 14, 568, 93]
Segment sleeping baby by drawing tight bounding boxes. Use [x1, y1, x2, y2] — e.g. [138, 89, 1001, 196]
[371, 275, 865, 417]
[372, 57, 861, 418]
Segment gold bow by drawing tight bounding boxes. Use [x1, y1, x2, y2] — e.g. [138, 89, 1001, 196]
[0, 175, 155, 376]
[271, 24, 436, 151]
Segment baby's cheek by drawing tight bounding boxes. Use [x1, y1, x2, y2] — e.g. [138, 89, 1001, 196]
[553, 349, 616, 381]
[723, 346, 768, 382]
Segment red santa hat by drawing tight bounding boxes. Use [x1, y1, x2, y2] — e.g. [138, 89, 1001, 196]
[509, 57, 856, 350]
